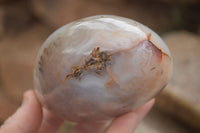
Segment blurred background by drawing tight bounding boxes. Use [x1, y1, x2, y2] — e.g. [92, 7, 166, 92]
[0, 0, 200, 133]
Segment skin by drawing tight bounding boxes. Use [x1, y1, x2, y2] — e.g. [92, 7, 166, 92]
[0, 90, 154, 133]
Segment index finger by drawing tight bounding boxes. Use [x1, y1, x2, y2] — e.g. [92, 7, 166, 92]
[105, 99, 155, 133]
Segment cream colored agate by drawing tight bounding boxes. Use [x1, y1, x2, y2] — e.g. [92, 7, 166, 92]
[34, 15, 172, 122]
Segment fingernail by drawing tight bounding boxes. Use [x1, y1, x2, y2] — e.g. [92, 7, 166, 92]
[22, 90, 31, 106]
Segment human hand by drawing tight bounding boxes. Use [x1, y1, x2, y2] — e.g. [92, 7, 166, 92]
[0, 90, 154, 133]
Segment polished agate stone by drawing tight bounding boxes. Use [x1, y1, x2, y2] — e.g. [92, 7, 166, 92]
[34, 15, 172, 122]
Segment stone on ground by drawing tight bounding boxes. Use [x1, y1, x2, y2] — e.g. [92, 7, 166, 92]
[156, 31, 200, 131]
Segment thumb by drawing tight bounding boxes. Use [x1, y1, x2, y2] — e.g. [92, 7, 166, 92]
[0, 90, 43, 133]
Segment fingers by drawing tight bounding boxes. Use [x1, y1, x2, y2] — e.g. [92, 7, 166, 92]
[70, 99, 154, 133]
[0, 90, 154, 133]
[105, 99, 155, 133]
[0, 90, 43, 133]
[38, 108, 64, 133]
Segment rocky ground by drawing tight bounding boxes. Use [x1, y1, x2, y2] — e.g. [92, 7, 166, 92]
[0, 0, 199, 132]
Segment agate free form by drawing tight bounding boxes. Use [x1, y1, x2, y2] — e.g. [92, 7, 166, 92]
[34, 15, 172, 122]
